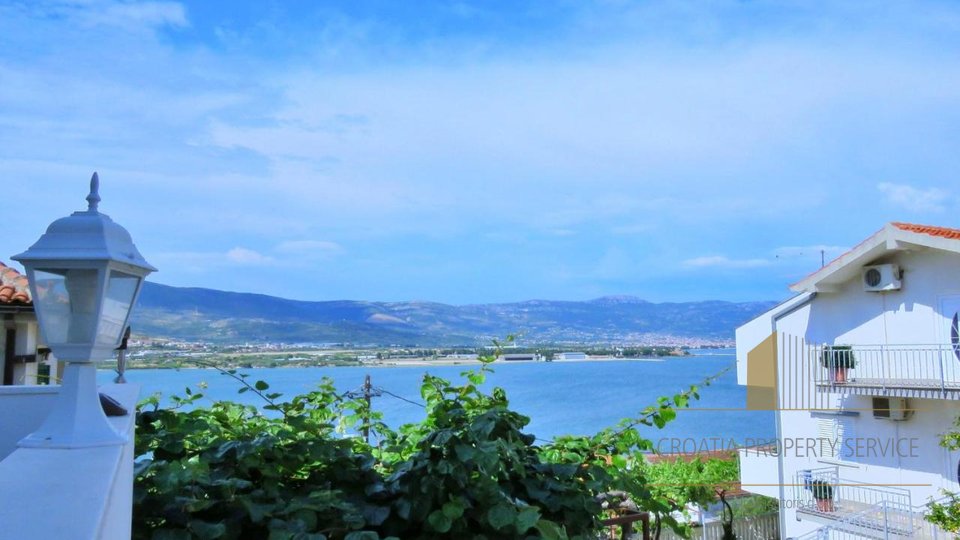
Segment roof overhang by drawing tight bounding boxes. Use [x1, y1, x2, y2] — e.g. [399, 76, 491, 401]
[790, 223, 960, 293]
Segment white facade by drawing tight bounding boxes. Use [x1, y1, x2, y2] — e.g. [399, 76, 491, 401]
[737, 223, 960, 539]
[0, 313, 58, 386]
[555, 351, 588, 361]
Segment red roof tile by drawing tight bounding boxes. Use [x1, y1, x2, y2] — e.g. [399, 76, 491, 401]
[646, 448, 738, 464]
[0, 262, 31, 305]
[891, 222, 960, 240]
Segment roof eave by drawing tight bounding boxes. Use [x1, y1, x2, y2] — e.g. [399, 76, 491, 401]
[789, 226, 889, 293]
[789, 224, 960, 293]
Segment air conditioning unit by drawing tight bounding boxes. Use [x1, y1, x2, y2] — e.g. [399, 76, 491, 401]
[863, 264, 901, 292]
[872, 397, 912, 421]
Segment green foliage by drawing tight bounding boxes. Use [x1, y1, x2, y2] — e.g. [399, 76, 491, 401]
[810, 480, 833, 501]
[929, 418, 960, 534]
[643, 456, 739, 508]
[927, 492, 960, 534]
[135, 377, 388, 539]
[940, 415, 960, 452]
[641, 456, 739, 538]
[135, 347, 723, 539]
[731, 496, 778, 519]
[820, 345, 856, 369]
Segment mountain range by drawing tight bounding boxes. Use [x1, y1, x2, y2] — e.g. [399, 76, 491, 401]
[132, 281, 777, 346]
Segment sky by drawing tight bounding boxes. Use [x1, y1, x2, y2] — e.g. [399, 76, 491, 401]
[0, 0, 958, 305]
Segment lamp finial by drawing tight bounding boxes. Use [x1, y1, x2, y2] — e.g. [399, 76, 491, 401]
[87, 172, 101, 212]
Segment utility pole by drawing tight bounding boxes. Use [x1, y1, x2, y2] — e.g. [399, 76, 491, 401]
[362, 374, 372, 444]
[115, 326, 131, 383]
[346, 375, 383, 444]
[821, 249, 825, 268]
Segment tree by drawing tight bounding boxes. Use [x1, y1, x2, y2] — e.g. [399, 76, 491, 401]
[927, 415, 960, 534]
[642, 456, 740, 539]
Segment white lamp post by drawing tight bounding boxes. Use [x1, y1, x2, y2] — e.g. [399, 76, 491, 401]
[12, 173, 156, 448]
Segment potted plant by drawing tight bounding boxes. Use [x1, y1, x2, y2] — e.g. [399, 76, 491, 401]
[810, 480, 835, 512]
[821, 345, 855, 384]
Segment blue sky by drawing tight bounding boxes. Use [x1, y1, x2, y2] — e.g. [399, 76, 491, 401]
[1, 1, 958, 304]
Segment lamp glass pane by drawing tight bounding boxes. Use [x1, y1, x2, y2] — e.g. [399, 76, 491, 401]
[97, 270, 139, 346]
[33, 268, 100, 345]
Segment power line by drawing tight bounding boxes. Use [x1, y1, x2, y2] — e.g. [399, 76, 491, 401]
[377, 388, 425, 408]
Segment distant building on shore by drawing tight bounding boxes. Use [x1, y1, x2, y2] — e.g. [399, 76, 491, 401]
[500, 353, 540, 362]
[555, 351, 587, 361]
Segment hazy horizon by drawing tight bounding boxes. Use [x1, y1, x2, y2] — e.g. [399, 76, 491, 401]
[140, 279, 780, 306]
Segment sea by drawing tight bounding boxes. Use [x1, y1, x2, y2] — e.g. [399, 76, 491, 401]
[98, 350, 775, 450]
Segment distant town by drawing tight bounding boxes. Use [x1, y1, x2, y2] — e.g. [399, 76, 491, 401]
[120, 335, 734, 370]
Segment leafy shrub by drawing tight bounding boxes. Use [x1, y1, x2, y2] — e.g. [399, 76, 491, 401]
[810, 480, 833, 501]
[820, 346, 855, 369]
[134, 354, 719, 539]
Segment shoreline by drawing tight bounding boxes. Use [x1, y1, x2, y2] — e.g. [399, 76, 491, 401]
[370, 356, 666, 368]
[115, 356, 669, 371]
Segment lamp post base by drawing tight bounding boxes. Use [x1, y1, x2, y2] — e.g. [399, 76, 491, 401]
[18, 362, 127, 449]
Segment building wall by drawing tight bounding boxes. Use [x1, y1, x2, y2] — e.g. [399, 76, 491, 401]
[0, 385, 58, 459]
[736, 310, 773, 385]
[738, 248, 960, 538]
[1, 315, 44, 385]
[803, 250, 960, 346]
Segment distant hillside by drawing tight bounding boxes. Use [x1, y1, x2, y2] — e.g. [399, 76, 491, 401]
[132, 281, 777, 346]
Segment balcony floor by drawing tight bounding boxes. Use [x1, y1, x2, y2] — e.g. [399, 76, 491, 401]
[798, 500, 916, 538]
[816, 378, 960, 399]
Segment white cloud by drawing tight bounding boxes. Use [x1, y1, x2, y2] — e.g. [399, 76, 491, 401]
[89, 1, 187, 28]
[24, 1, 188, 30]
[683, 246, 851, 273]
[153, 243, 337, 272]
[149, 250, 269, 273]
[225, 247, 275, 265]
[683, 256, 772, 269]
[877, 182, 950, 213]
[275, 240, 343, 255]
[2, 1, 960, 302]
[156, 248, 276, 267]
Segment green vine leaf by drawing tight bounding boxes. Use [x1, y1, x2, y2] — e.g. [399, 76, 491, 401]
[427, 510, 453, 532]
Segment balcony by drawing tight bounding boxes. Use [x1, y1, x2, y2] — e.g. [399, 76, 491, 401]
[795, 503, 950, 540]
[794, 467, 915, 533]
[792, 466, 956, 539]
[814, 344, 960, 400]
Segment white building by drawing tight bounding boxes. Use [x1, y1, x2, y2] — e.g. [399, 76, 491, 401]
[555, 351, 588, 361]
[737, 222, 960, 539]
[0, 262, 56, 386]
[500, 353, 540, 361]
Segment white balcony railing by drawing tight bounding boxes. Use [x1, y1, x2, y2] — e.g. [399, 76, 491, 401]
[794, 466, 914, 535]
[795, 494, 954, 540]
[814, 344, 960, 398]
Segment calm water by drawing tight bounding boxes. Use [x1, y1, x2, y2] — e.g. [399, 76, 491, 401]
[99, 352, 774, 446]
